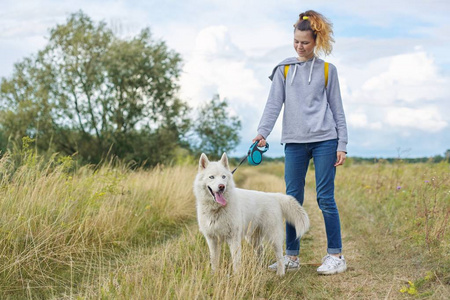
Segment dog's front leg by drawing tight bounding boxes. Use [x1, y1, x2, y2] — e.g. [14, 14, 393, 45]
[206, 236, 221, 272]
[228, 238, 242, 273]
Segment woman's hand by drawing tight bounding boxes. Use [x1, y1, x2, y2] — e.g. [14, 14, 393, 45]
[252, 134, 266, 147]
[335, 151, 346, 167]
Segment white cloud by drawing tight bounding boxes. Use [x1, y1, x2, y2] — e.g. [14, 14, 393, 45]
[360, 50, 446, 104]
[340, 48, 450, 132]
[179, 26, 263, 111]
[347, 112, 382, 130]
[385, 107, 447, 132]
[342, 50, 449, 107]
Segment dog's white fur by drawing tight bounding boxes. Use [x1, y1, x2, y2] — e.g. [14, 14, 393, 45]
[194, 153, 310, 276]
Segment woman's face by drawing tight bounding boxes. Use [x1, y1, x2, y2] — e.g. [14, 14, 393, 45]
[293, 30, 316, 61]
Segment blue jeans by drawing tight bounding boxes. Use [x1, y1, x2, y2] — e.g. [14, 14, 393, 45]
[284, 139, 342, 256]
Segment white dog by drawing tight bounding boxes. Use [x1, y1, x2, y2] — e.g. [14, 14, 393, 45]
[194, 153, 310, 276]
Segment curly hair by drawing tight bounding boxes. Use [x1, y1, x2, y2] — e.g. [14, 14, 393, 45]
[294, 10, 335, 57]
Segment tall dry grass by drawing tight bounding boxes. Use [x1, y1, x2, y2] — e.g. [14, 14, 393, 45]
[336, 161, 450, 256]
[0, 147, 449, 299]
[0, 147, 196, 299]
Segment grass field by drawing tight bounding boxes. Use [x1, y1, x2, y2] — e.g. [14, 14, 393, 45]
[0, 151, 449, 299]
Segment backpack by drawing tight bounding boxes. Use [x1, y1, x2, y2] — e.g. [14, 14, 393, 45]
[283, 62, 329, 88]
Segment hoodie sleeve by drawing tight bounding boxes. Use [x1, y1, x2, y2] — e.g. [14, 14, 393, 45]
[326, 64, 348, 153]
[257, 66, 285, 139]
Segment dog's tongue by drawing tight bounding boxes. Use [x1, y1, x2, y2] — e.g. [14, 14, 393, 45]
[214, 192, 227, 206]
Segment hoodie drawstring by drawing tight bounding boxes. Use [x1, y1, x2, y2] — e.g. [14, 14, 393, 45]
[290, 56, 316, 85]
[290, 64, 298, 86]
[308, 56, 316, 85]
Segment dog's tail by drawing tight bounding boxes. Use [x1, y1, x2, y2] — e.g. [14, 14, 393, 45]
[278, 195, 310, 238]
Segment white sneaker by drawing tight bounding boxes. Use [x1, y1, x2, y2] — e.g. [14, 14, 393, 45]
[268, 255, 300, 272]
[317, 254, 347, 275]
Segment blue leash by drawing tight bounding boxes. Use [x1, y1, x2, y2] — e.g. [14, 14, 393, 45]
[231, 141, 270, 174]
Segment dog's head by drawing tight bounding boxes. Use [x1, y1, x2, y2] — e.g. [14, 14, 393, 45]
[196, 153, 233, 207]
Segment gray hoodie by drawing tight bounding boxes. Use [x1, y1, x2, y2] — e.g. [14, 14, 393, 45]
[257, 56, 348, 152]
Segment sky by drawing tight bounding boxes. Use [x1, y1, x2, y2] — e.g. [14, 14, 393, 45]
[1, 0, 449, 158]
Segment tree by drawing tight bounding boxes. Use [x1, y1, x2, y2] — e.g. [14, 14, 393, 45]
[0, 11, 189, 165]
[194, 94, 241, 159]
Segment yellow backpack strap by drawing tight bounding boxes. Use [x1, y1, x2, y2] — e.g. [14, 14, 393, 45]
[284, 65, 290, 80]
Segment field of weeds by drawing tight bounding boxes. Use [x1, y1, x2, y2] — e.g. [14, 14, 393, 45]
[0, 149, 448, 299]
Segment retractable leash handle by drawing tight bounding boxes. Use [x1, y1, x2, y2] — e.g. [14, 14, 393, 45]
[247, 140, 269, 166]
[231, 140, 270, 174]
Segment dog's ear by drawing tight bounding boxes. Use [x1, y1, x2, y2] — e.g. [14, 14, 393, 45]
[199, 153, 209, 170]
[220, 152, 229, 169]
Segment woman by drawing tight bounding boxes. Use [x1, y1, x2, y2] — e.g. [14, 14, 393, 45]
[253, 10, 348, 275]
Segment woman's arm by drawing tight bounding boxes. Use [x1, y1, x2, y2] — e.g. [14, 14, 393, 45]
[256, 66, 286, 141]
